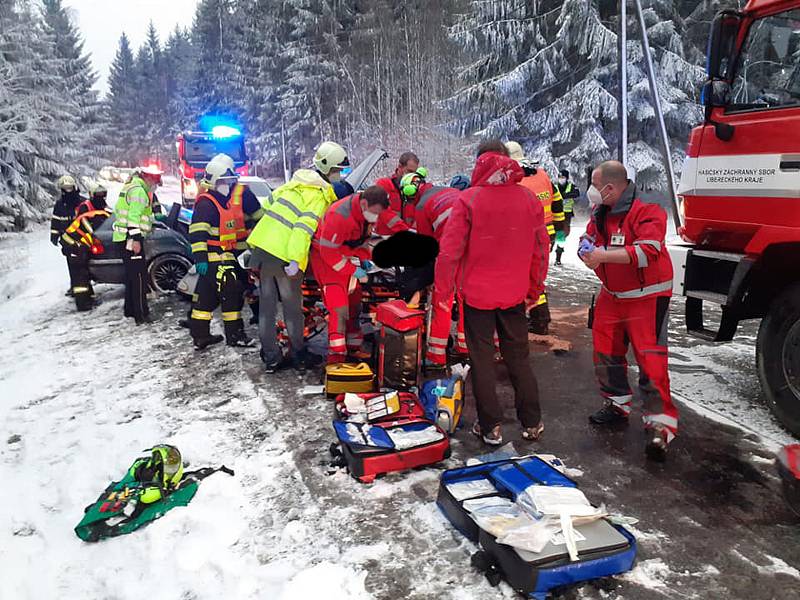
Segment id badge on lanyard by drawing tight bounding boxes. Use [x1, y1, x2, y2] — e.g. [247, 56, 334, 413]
[610, 231, 625, 247]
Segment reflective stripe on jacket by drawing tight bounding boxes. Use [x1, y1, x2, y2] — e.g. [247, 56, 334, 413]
[583, 182, 673, 301]
[112, 176, 153, 242]
[414, 185, 460, 241]
[519, 170, 563, 236]
[247, 169, 336, 271]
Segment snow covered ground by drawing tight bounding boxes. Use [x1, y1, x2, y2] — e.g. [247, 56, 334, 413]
[1, 211, 796, 600]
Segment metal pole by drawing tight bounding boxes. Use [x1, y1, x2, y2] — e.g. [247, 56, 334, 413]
[619, 0, 628, 166]
[280, 113, 289, 183]
[633, 0, 682, 230]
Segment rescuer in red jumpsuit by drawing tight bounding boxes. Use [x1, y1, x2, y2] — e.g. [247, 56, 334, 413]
[407, 178, 468, 366]
[310, 186, 390, 363]
[580, 160, 677, 461]
[375, 151, 420, 233]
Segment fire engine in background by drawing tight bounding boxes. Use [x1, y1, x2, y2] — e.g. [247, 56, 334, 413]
[176, 124, 248, 206]
[676, 0, 800, 436]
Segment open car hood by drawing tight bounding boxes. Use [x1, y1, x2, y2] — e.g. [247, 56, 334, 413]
[345, 149, 389, 191]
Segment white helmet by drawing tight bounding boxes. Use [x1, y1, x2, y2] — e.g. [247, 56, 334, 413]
[505, 141, 525, 162]
[313, 141, 350, 175]
[58, 175, 77, 192]
[202, 153, 238, 188]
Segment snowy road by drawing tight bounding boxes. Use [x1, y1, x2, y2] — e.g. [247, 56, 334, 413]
[1, 221, 798, 600]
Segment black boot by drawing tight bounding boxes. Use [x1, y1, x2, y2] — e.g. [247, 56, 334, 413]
[195, 334, 224, 350]
[589, 404, 629, 426]
[645, 428, 669, 462]
[555, 246, 564, 266]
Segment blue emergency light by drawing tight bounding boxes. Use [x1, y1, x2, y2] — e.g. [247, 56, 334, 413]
[211, 125, 241, 139]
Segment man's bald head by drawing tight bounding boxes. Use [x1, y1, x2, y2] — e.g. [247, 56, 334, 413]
[595, 161, 629, 187]
[590, 160, 630, 207]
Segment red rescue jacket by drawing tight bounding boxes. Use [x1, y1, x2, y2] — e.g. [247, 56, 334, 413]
[434, 152, 550, 310]
[312, 193, 374, 279]
[583, 182, 673, 300]
[375, 176, 412, 234]
[414, 184, 459, 241]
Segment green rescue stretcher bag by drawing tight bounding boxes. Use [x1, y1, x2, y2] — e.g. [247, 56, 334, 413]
[74, 445, 233, 542]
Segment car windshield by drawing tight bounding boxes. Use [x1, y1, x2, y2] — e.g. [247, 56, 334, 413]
[183, 137, 246, 164]
[244, 181, 270, 197]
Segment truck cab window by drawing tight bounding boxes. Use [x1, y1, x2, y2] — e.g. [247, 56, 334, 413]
[730, 10, 800, 111]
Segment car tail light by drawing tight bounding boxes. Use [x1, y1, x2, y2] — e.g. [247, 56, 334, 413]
[91, 240, 105, 255]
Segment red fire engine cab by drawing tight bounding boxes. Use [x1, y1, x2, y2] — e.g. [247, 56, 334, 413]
[677, 0, 800, 434]
[176, 125, 248, 207]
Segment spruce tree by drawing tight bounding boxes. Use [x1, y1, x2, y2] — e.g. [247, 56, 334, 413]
[105, 33, 138, 165]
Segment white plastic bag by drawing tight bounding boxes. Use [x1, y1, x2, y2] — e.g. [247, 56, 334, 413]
[496, 515, 562, 553]
[445, 478, 497, 501]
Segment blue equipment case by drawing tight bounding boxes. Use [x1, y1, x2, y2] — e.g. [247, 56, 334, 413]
[437, 457, 636, 599]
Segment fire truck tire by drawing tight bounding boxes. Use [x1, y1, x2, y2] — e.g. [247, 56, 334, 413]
[757, 284, 800, 437]
[148, 253, 192, 294]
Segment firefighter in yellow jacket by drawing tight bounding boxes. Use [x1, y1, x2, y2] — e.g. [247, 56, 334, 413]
[189, 154, 264, 350]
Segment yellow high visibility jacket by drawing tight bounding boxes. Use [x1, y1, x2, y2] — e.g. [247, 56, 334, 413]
[247, 169, 337, 271]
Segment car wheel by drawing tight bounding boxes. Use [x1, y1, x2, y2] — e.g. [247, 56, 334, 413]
[148, 253, 192, 294]
[757, 283, 800, 437]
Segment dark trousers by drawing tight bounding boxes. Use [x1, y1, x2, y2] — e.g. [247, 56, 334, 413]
[121, 244, 149, 321]
[463, 302, 541, 431]
[190, 262, 245, 342]
[66, 245, 93, 311]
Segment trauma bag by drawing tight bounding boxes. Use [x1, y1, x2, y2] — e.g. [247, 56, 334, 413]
[777, 444, 800, 517]
[421, 376, 465, 434]
[332, 418, 450, 483]
[376, 300, 425, 390]
[436, 457, 636, 600]
[75, 446, 233, 542]
[325, 362, 376, 398]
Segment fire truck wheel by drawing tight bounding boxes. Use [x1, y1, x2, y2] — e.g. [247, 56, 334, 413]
[148, 253, 192, 294]
[758, 284, 800, 437]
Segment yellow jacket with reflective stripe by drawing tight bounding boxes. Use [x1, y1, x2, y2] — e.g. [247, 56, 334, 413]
[247, 169, 337, 271]
[112, 176, 153, 242]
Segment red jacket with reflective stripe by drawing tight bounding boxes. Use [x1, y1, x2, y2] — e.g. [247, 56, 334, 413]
[313, 193, 373, 278]
[414, 184, 459, 241]
[375, 176, 412, 234]
[583, 183, 673, 300]
[435, 152, 550, 310]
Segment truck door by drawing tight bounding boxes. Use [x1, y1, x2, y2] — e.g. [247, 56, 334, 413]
[686, 8, 800, 251]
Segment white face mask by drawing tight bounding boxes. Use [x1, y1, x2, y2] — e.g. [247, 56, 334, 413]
[363, 210, 379, 223]
[558, 177, 567, 185]
[586, 185, 603, 207]
[217, 184, 231, 197]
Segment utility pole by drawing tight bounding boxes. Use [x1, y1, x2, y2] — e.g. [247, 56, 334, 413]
[633, 0, 682, 230]
[280, 112, 290, 183]
[618, 0, 628, 166]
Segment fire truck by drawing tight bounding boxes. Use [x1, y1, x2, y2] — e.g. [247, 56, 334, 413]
[176, 125, 248, 206]
[676, 0, 800, 435]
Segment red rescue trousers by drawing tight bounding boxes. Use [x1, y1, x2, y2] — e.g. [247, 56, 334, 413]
[310, 247, 364, 364]
[427, 292, 468, 365]
[592, 290, 678, 441]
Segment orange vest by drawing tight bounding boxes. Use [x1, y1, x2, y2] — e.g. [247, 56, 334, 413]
[198, 185, 246, 251]
[63, 209, 110, 247]
[519, 170, 556, 226]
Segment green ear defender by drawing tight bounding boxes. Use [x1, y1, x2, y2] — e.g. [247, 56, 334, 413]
[402, 183, 418, 197]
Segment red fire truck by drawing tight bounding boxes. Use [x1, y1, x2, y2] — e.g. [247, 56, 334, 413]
[176, 125, 248, 206]
[677, 0, 800, 435]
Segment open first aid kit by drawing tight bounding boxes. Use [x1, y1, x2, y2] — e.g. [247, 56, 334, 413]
[437, 457, 636, 600]
[331, 418, 450, 483]
[334, 391, 426, 423]
[325, 362, 376, 398]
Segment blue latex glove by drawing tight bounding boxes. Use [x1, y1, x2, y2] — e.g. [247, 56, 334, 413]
[361, 260, 375, 271]
[353, 267, 368, 281]
[578, 239, 595, 257]
[196, 262, 209, 276]
[284, 260, 300, 277]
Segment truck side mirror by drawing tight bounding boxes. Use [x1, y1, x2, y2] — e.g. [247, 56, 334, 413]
[708, 11, 742, 80]
[702, 79, 732, 108]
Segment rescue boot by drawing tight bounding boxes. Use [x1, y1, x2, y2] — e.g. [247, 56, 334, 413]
[589, 404, 629, 426]
[194, 334, 224, 351]
[645, 428, 669, 462]
[227, 333, 255, 348]
[555, 246, 564, 266]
